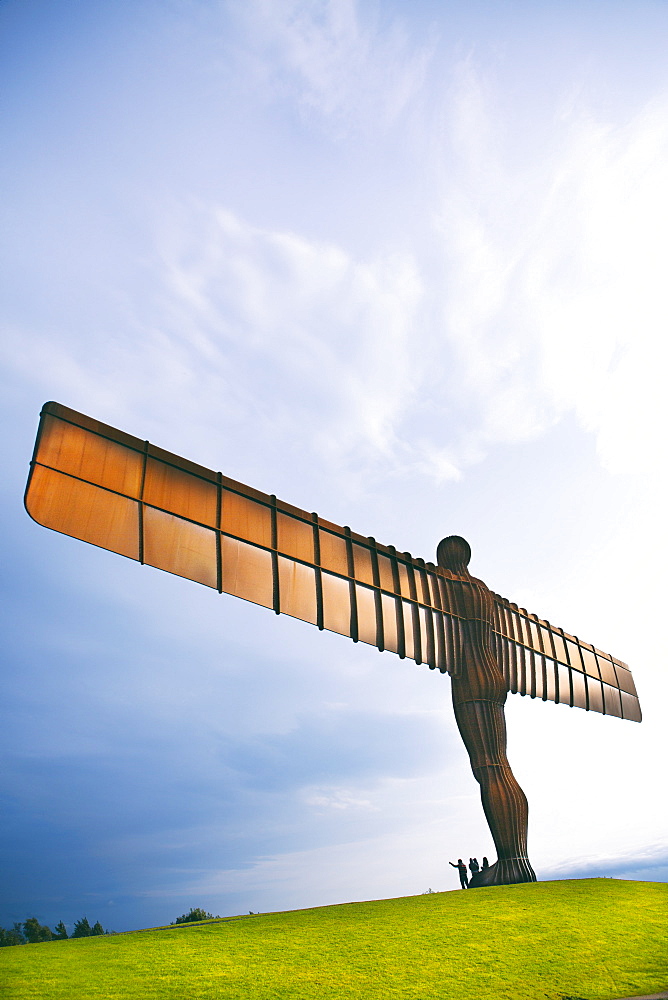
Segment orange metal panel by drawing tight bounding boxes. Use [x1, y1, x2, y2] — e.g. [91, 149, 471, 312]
[222, 490, 272, 549]
[587, 679, 604, 714]
[396, 561, 412, 599]
[37, 414, 143, 498]
[221, 537, 273, 609]
[380, 592, 399, 654]
[602, 683, 623, 718]
[579, 644, 600, 679]
[555, 662, 571, 706]
[277, 512, 315, 564]
[401, 601, 415, 661]
[144, 458, 218, 528]
[614, 662, 638, 697]
[318, 529, 349, 578]
[321, 571, 352, 636]
[620, 690, 642, 722]
[352, 543, 374, 586]
[41, 401, 145, 452]
[143, 508, 217, 588]
[596, 654, 618, 687]
[570, 669, 587, 710]
[26, 465, 139, 560]
[376, 553, 395, 594]
[278, 557, 318, 625]
[355, 583, 377, 646]
[148, 442, 218, 485]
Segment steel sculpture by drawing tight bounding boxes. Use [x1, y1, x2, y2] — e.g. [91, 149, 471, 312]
[25, 402, 642, 887]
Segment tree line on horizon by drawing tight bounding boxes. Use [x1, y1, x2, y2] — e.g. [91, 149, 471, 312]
[1, 907, 220, 946]
[0, 916, 108, 947]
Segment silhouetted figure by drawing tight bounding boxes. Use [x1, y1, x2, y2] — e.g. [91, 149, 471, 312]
[469, 857, 480, 875]
[438, 536, 537, 888]
[449, 859, 469, 889]
[481, 857, 489, 870]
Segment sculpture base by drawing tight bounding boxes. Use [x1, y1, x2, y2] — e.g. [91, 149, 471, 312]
[468, 858, 537, 887]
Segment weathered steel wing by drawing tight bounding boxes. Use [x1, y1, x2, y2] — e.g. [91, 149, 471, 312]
[25, 402, 640, 722]
[491, 597, 640, 721]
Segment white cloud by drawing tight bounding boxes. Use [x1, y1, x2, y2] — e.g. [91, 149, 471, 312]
[437, 69, 668, 476]
[153, 202, 426, 484]
[303, 785, 375, 811]
[236, 0, 433, 134]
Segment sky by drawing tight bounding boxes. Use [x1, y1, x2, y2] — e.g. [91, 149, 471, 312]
[1, 0, 667, 934]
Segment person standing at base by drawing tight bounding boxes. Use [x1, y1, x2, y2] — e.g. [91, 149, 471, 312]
[449, 859, 469, 889]
[437, 536, 537, 888]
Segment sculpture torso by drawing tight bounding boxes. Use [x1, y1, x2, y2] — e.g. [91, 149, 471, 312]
[449, 571, 507, 707]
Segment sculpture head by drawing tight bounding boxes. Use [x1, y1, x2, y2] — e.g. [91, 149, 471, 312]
[437, 535, 471, 572]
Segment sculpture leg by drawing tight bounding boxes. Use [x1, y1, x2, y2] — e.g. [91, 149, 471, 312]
[452, 698, 536, 886]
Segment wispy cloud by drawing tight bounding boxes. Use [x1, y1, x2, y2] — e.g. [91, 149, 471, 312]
[437, 65, 668, 476]
[303, 785, 375, 811]
[153, 202, 426, 484]
[154, 69, 668, 490]
[542, 842, 668, 881]
[235, 0, 433, 135]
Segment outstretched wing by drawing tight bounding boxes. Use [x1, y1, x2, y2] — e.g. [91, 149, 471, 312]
[25, 402, 468, 671]
[491, 596, 641, 722]
[25, 402, 641, 723]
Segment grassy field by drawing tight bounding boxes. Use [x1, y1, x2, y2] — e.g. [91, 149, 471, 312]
[1, 879, 666, 1000]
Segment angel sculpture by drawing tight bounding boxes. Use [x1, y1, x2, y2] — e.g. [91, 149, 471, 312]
[25, 402, 642, 887]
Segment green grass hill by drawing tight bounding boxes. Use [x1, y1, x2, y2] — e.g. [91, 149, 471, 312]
[1, 879, 666, 1000]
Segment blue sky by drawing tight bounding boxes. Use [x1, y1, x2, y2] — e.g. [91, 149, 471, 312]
[2, 0, 667, 933]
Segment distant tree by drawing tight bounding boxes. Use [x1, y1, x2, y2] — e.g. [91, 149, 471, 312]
[0, 924, 26, 947]
[172, 907, 214, 925]
[23, 917, 52, 943]
[72, 917, 92, 938]
[53, 921, 68, 940]
[91, 921, 105, 936]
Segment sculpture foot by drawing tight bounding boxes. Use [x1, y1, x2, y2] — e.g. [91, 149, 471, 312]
[468, 858, 536, 888]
